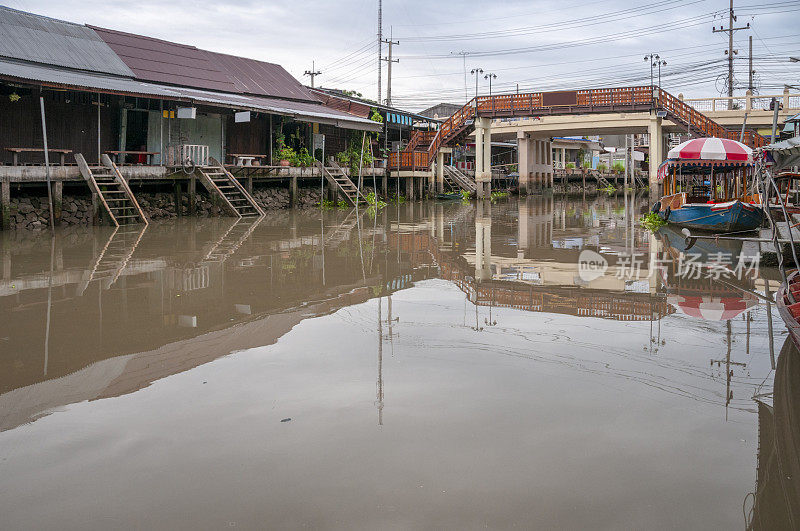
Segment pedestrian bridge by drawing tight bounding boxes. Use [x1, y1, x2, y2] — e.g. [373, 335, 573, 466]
[391, 85, 798, 196]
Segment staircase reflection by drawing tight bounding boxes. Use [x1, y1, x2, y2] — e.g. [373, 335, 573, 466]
[77, 224, 148, 295]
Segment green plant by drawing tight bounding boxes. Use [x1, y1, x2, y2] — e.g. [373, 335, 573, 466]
[388, 193, 406, 204]
[603, 184, 616, 195]
[317, 199, 349, 210]
[490, 190, 509, 202]
[565, 162, 576, 170]
[277, 145, 297, 164]
[640, 211, 667, 232]
[596, 163, 608, 173]
[365, 191, 387, 209]
[296, 147, 313, 168]
[612, 161, 625, 173]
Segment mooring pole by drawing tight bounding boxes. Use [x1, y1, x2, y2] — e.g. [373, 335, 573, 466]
[39, 96, 55, 231]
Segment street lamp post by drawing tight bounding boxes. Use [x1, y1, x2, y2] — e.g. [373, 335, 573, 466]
[471, 68, 483, 110]
[644, 53, 667, 90]
[484, 72, 497, 97]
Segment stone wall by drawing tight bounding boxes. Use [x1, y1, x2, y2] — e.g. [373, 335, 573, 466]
[2, 187, 326, 230]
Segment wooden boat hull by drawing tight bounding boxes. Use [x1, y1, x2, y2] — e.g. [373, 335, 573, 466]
[660, 200, 763, 232]
[777, 271, 800, 349]
[436, 192, 462, 201]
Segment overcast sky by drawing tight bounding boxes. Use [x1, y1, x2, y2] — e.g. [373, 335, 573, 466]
[6, 0, 800, 111]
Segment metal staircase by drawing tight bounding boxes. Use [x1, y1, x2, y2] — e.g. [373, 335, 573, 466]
[314, 160, 366, 207]
[444, 165, 477, 193]
[77, 224, 147, 295]
[197, 157, 264, 218]
[76, 154, 148, 226]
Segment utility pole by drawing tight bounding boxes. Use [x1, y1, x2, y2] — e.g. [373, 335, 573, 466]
[713, 0, 750, 109]
[452, 51, 470, 104]
[377, 0, 382, 105]
[748, 35, 754, 92]
[303, 61, 321, 88]
[382, 35, 399, 106]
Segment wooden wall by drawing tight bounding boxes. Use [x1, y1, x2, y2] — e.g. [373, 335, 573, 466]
[226, 114, 270, 160]
[0, 90, 119, 165]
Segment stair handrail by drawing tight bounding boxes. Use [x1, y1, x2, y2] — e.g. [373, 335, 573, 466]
[75, 153, 119, 227]
[208, 157, 265, 216]
[101, 154, 149, 225]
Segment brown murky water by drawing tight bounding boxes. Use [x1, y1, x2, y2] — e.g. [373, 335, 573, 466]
[0, 195, 795, 529]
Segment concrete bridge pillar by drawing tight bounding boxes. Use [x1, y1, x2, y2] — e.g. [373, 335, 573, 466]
[517, 132, 531, 195]
[475, 118, 491, 199]
[648, 113, 664, 197]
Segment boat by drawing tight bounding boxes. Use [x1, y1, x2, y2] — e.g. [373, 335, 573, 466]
[436, 192, 463, 201]
[777, 271, 800, 347]
[653, 137, 764, 233]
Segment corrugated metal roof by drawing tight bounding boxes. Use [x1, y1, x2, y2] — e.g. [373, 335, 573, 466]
[0, 6, 133, 77]
[0, 58, 381, 131]
[89, 25, 237, 93]
[208, 51, 316, 103]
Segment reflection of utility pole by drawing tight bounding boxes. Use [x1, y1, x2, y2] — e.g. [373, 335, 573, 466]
[711, 320, 746, 419]
[377, 296, 384, 426]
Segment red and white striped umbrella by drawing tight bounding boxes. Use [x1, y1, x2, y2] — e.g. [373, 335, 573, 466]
[667, 294, 757, 321]
[667, 137, 752, 162]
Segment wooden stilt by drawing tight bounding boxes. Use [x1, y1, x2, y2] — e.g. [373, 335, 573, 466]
[290, 175, 298, 208]
[0, 179, 10, 230]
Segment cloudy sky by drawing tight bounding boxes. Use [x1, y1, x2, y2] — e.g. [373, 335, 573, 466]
[6, 0, 800, 111]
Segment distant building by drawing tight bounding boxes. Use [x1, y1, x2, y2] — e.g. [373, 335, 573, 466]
[418, 103, 462, 121]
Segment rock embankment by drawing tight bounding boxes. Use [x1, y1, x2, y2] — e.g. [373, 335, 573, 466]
[3, 187, 326, 230]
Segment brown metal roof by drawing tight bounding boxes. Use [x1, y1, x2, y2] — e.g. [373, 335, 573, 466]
[90, 25, 318, 103]
[207, 51, 316, 103]
[88, 25, 237, 93]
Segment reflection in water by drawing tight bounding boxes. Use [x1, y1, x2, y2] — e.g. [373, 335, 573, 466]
[747, 336, 800, 530]
[0, 194, 794, 528]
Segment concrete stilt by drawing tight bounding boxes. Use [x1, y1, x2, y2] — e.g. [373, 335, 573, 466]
[91, 192, 101, 225]
[188, 175, 196, 215]
[382, 173, 388, 198]
[406, 177, 414, 201]
[52, 181, 62, 224]
[290, 175, 298, 208]
[0, 179, 10, 230]
[174, 181, 182, 217]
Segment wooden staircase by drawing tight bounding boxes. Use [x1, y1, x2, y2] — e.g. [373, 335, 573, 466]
[314, 160, 366, 207]
[76, 154, 148, 227]
[444, 165, 477, 193]
[197, 157, 264, 218]
[77, 224, 147, 295]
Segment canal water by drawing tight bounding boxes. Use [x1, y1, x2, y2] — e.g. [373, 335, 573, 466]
[0, 194, 794, 529]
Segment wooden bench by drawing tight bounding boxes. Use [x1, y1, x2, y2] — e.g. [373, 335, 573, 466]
[228, 153, 267, 167]
[105, 150, 160, 165]
[6, 147, 72, 166]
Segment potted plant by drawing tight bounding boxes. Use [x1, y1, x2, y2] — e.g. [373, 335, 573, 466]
[277, 145, 297, 167]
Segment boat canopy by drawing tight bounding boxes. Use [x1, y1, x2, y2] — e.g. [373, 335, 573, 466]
[657, 137, 753, 181]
